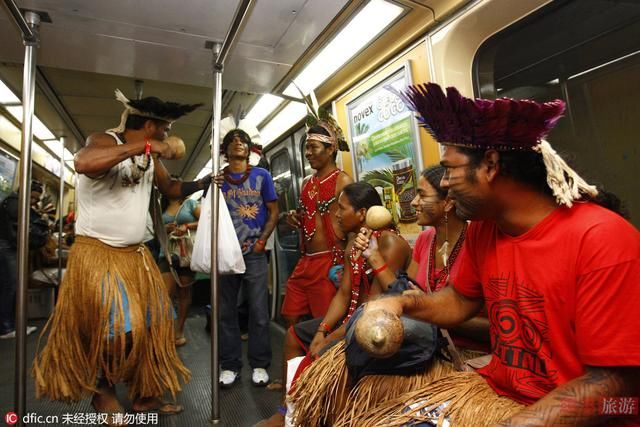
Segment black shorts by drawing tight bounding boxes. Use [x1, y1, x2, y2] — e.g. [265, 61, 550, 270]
[292, 317, 344, 354]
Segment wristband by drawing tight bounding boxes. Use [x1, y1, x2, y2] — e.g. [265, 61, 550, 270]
[372, 263, 388, 276]
[255, 239, 266, 246]
[144, 138, 151, 156]
[318, 321, 331, 336]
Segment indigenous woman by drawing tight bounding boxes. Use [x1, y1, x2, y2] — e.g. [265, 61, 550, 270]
[259, 182, 411, 427]
[158, 193, 200, 346]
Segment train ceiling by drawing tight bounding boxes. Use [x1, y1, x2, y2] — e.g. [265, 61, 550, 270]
[0, 0, 466, 179]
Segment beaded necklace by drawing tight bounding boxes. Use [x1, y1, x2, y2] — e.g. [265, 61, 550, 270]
[343, 228, 398, 323]
[300, 169, 341, 240]
[223, 165, 252, 185]
[427, 222, 467, 292]
[117, 133, 151, 187]
[300, 169, 344, 265]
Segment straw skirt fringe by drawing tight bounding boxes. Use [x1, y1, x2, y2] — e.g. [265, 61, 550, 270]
[288, 341, 349, 427]
[32, 236, 190, 402]
[332, 352, 472, 427]
[358, 371, 524, 427]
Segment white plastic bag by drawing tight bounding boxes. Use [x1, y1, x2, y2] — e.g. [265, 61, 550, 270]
[190, 185, 246, 275]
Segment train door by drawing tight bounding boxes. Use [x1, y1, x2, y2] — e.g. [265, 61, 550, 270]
[266, 135, 301, 324]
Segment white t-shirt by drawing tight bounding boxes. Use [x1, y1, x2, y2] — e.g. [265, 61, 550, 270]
[75, 132, 155, 247]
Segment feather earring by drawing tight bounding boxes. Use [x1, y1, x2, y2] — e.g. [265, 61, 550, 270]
[438, 211, 450, 268]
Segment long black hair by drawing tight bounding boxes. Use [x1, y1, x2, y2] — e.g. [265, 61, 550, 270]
[341, 182, 382, 211]
[421, 165, 448, 200]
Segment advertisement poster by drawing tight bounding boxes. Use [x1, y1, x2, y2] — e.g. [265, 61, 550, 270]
[347, 65, 422, 240]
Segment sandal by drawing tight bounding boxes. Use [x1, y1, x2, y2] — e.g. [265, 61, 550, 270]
[175, 336, 187, 347]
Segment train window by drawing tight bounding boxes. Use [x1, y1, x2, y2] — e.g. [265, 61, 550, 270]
[474, 0, 640, 226]
[270, 149, 298, 249]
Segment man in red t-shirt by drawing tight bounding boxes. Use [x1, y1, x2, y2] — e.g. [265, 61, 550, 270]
[362, 83, 639, 426]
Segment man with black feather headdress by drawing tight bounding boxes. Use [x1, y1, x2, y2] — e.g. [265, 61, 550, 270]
[33, 90, 209, 418]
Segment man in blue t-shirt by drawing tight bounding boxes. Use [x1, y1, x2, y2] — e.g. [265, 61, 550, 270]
[217, 128, 279, 388]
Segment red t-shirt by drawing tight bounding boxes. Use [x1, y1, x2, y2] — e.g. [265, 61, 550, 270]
[453, 202, 640, 405]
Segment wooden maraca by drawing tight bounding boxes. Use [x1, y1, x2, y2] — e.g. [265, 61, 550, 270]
[355, 308, 404, 358]
[165, 136, 186, 160]
[353, 206, 393, 259]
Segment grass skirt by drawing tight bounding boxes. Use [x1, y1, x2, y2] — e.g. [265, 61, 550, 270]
[357, 371, 524, 426]
[290, 342, 499, 426]
[32, 236, 190, 402]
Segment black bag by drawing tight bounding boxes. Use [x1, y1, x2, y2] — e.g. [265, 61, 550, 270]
[0, 193, 49, 249]
[344, 273, 442, 383]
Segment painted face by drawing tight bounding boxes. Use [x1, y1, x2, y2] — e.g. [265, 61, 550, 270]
[336, 192, 364, 234]
[439, 146, 487, 220]
[226, 135, 250, 160]
[410, 176, 446, 227]
[305, 138, 334, 170]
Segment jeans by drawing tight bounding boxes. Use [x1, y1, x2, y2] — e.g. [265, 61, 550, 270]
[0, 239, 17, 333]
[219, 252, 271, 371]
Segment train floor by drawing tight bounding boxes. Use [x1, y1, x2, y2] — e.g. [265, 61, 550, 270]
[0, 307, 285, 426]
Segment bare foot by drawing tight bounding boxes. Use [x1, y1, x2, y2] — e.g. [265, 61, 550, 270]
[253, 412, 285, 427]
[132, 396, 184, 415]
[91, 385, 125, 426]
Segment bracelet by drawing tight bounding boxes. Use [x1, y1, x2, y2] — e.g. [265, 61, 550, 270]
[372, 263, 388, 276]
[143, 138, 151, 156]
[277, 405, 287, 416]
[255, 239, 266, 246]
[318, 321, 331, 336]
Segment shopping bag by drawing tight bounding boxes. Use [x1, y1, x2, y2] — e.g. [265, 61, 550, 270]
[190, 185, 246, 275]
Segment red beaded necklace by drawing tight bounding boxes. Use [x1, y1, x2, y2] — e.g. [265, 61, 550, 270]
[223, 165, 252, 186]
[427, 222, 467, 292]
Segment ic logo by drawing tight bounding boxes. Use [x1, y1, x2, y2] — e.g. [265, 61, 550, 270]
[4, 412, 18, 425]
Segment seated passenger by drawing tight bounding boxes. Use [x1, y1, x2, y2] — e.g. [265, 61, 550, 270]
[260, 181, 411, 426]
[355, 84, 640, 426]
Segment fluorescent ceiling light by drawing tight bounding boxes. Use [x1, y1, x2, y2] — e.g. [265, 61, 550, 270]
[0, 80, 20, 104]
[283, 0, 404, 97]
[43, 139, 74, 161]
[244, 94, 284, 126]
[4, 106, 56, 140]
[260, 102, 307, 147]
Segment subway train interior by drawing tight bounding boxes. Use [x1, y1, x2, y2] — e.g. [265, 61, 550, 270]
[0, 0, 638, 425]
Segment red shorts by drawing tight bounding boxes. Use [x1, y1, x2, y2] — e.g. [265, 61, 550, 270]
[281, 251, 336, 318]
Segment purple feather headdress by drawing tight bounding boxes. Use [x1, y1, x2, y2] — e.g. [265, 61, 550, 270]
[394, 83, 565, 150]
[389, 82, 597, 207]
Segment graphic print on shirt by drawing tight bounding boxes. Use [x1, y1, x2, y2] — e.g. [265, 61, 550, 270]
[224, 174, 264, 246]
[484, 273, 558, 397]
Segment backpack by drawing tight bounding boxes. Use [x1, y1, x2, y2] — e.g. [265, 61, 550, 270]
[0, 193, 50, 249]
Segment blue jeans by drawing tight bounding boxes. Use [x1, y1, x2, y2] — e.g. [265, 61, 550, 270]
[219, 252, 271, 371]
[0, 239, 17, 333]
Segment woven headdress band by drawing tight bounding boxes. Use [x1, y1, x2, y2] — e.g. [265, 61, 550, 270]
[395, 83, 596, 206]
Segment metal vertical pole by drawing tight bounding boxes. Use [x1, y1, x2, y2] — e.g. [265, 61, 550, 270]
[15, 10, 40, 425]
[58, 138, 64, 283]
[209, 42, 222, 425]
